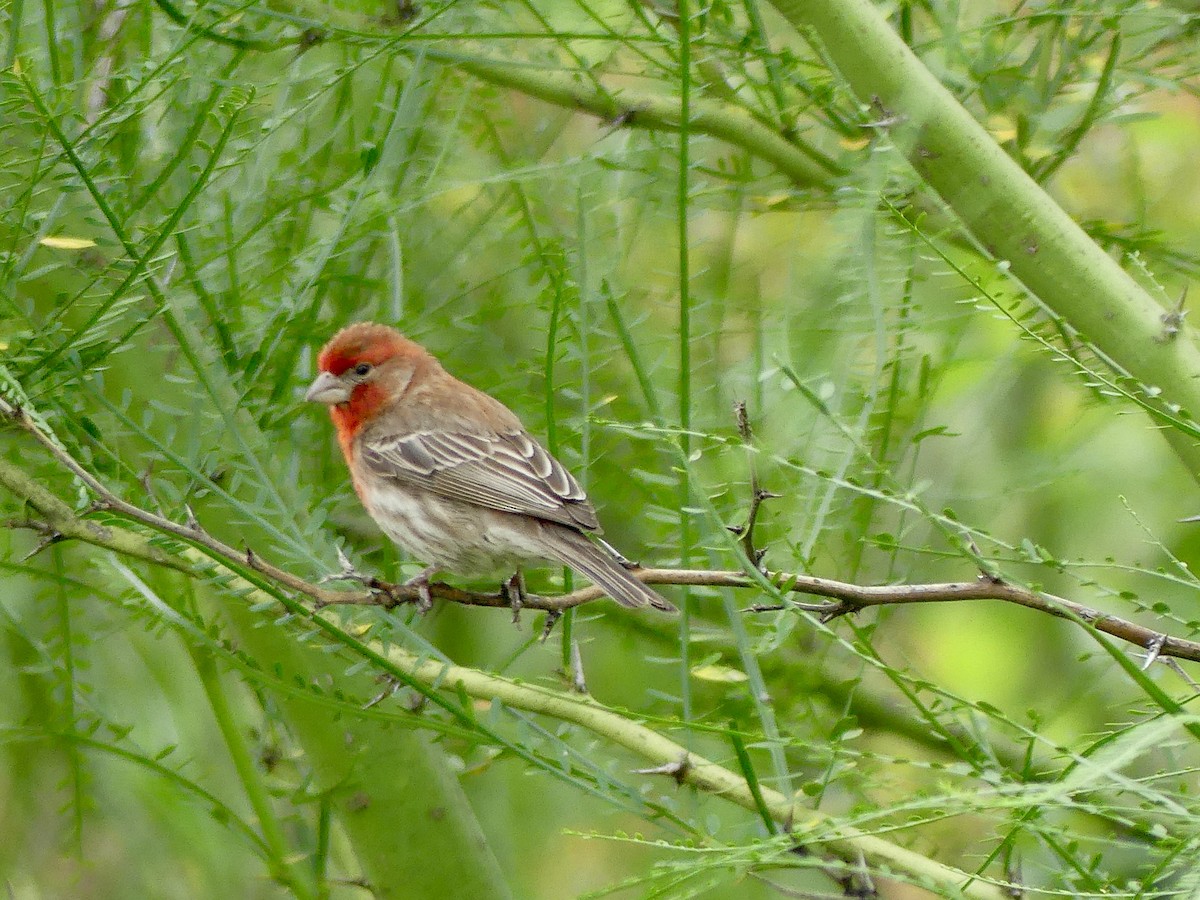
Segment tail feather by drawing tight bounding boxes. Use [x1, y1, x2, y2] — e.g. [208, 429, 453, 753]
[549, 528, 676, 613]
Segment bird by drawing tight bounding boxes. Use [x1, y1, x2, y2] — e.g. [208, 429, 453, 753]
[305, 322, 675, 613]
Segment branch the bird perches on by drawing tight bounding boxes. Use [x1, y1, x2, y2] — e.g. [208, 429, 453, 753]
[1, 396, 1196, 669]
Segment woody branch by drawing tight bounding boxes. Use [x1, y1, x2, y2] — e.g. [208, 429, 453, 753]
[1, 398, 1196, 667]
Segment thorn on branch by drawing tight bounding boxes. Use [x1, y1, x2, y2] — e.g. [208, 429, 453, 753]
[321, 546, 365, 585]
[1163, 657, 1200, 693]
[184, 504, 203, 534]
[138, 464, 158, 507]
[1158, 286, 1188, 343]
[1142, 632, 1168, 670]
[1003, 852, 1025, 898]
[634, 751, 690, 786]
[502, 570, 526, 626]
[379, 0, 419, 26]
[732, 400, 778, 571]
[603, 108, 638, 131]
[964, 533, 1004, 584]
[745, 603, 786, 613]
[860, 96, 905, 129]
[318, 550, 408, 610]
[818, 601, 858, 624]
[21, 525, 66, 561]
[734, 399, 750, 441]
[364, 675, 401, 710]
[569, 639, 588, 694]
[837, 848, 878, 899]
[540, 609, 562, 642]
[296, 27, 326, 55]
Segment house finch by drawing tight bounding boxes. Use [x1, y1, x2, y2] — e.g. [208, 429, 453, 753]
[306, 322, 675, 612]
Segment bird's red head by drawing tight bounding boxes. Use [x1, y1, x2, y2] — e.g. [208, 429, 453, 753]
[316, 323, 412, 377]
[307, 323, 429, 442]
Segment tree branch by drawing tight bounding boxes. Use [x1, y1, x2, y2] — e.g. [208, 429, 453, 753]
[0, 406, 1012, 896]
[3, 398, 1197, 670]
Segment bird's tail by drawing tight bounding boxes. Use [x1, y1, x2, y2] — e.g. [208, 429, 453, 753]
[547, 527, 676, 613]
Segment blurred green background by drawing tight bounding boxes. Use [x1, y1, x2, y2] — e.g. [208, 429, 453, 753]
[3, 0, 1200, 896]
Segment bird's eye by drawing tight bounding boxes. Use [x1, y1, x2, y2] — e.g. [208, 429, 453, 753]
[353, 363, 372, 378]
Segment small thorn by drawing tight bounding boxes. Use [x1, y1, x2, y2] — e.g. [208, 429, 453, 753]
[841, 847, 878, 898]
[22, 530, 64, 561]
[569, 639, 588, 694]
[502, 570, 526, 626]
[320, 546, 367, 585]
[1162, 657, 1200, 693]
[364, 676, 401, 709]
[184, 504, 201, 533]
[599, 106, 641, 137]
[245, 545, 257, 567]
[634, 751, 690, 785]
[734, 400, 749, 439]
[540, 610, 562, 642]
[1004, 851, 1025, 898]
[1142, 633, 1167, 670]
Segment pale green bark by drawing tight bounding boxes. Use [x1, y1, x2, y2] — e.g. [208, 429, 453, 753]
[772, 0, 1200, 476]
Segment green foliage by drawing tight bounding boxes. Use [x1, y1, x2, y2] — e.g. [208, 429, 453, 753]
[3, 0, 1200, 896]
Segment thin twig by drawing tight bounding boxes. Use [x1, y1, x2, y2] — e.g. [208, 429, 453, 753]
[4, 400, 1200, 665]
[729, 400, 779, 568]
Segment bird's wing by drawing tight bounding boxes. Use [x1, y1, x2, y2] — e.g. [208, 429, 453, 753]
[359, 429, 601, 531]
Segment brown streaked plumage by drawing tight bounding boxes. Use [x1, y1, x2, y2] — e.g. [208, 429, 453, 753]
[306, 322, 675, 612]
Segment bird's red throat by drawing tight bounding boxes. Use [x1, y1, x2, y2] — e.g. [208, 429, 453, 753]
[331, 381, 389, 454]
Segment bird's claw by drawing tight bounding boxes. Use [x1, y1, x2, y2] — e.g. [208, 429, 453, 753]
[403, 566, 439, 614]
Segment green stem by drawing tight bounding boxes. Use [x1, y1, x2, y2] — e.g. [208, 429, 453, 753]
[447, 49, 831, 188]
[0, 451, 1006, 898]
[771, 0, 1200, 477]
[187, 593, 319, 900]
[677, 0, 694, 733]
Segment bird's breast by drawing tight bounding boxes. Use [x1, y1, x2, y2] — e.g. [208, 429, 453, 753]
[359, 476, 552, 576]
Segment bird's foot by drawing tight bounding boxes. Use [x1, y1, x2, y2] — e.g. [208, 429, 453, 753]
[403, 566, 440, 614]
[320, 548, 416, 610]
[501, 569, 527, 625]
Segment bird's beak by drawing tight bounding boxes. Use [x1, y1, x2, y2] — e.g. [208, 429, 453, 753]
[305, 371, 352, 405]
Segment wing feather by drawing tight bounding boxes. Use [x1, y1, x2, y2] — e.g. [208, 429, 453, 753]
[360, 430, 600, 531]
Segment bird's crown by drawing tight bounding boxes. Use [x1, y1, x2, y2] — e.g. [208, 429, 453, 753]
[317, 322, 421, 375]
